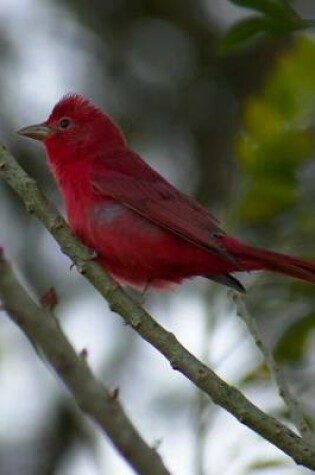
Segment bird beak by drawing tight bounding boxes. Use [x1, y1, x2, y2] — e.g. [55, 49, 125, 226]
[17, 123, 54, 141]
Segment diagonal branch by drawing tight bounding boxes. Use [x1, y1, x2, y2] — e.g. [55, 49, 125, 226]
[1, 142, 315, 470]
[0, 250, 170, 475]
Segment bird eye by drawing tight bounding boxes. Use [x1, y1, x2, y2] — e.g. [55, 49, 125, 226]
[59, 118, 71, 129]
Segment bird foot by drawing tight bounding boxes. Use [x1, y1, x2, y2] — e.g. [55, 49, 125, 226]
[69, 248, 98, 271]
[125, 281, 151, 305]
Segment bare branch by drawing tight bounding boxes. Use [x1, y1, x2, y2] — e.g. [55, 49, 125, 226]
[0, 250, 170, 475]
[1, 142, 315, 470]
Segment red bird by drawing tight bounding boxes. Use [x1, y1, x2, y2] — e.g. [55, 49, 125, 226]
[18, 94, 315, 292]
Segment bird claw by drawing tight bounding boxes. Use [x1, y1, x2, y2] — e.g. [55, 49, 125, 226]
[69, 249, 98, 272]
[123, 282, 150, 305]
[137, 281, 151, 305]
[88, 249, 98, 260]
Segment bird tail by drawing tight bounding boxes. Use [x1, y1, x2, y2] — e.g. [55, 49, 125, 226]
[222, 236, 315, 285]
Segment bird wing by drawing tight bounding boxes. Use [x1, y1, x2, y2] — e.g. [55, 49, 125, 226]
[91, 149, 241, 268]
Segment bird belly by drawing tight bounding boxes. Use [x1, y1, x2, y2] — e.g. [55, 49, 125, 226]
[85, 201, 174, 286]
[72, 200, 238, 289]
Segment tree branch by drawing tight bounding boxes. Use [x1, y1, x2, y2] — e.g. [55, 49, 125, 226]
[0, 250, 170, 475]
[235, 293, 314, 443]
[1, 142, 315, 470]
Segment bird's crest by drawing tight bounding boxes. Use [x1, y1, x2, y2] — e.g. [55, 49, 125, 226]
[48, 93, 103, 123]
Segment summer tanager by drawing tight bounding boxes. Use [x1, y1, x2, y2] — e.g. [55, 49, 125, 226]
[18, 94, 315, 292]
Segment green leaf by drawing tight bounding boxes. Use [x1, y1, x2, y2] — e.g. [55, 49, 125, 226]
[277, 0, 305, 21]
[274, 314, 315, 362]
[222, 1, 315, 51]
[296, 19, 315, 30]
[220, 13, 306, 51]
[220, 16, 269, 51]
[229, 0, 299, 22]
[238, 180, 297, 221]
[266, 18, 310, 35]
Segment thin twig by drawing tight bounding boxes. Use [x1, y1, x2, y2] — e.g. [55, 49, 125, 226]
[234, 293, 314, 444]
[1, 142, 315, 470]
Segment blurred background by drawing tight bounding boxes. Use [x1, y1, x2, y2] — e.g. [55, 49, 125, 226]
[0, 0, 315, 474]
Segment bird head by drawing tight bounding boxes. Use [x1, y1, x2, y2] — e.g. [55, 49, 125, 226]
[17, 94, 126, 161]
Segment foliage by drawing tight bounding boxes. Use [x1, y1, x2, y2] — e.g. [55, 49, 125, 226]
[221, 0, 315, 51]
[237, 38, 315, 224]
[236, 37, 315, 365]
